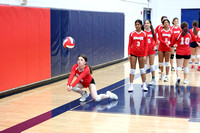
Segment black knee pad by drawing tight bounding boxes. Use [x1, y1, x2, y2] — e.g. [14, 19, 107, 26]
[170, 54, 174, 59]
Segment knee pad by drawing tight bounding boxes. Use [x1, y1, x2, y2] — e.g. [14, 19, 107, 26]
[165, 62, 170, 67]
[150, 65, 155, 72]
[197, 55, 200, 58]
[72, 87, 81, 92]
[159, 62, 164, 66]
[184, 67, 189, 73]
[170, 54, 174, 59]
[95, 95, 101, 102]
[177, 67, 182, 71]
[140, 68, 145, 74]
[130, 69, 136, 75]
[191, 55, 196, 59]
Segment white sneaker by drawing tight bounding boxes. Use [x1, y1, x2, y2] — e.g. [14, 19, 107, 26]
[164, 75, 168, 82]
[106, 91, 118, 100]
[149, 79, 156, 85]
[79, 91, 89, 102]
[128, 84, 134, 92]
[142, 83, 148, 91]
[159, 73, 164, 80]
[183, 79, 189, 84]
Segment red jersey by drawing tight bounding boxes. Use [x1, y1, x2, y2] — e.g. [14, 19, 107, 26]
[171, 26, 181, 35]
[189, 27, 200, 42]
[144, 29, 157, 55]
[170, 33, 191, 55]
[158, 28, 173, 52]
[128, 31, 148, 57]
[155, 24, 163, 34]
[67, 64, 93, 87]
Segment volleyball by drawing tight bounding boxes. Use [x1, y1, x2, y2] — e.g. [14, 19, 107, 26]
[63, 36, 75, 49]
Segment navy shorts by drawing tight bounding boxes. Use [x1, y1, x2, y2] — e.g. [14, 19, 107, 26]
[176, 54, 191, 59]
[190, 42, 198, 48]
[90, 78, 95, 85]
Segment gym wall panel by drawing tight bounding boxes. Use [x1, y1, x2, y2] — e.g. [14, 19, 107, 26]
[181, 9, 200, 29]
[51, 9, 124, 77]
[0, 5, 51, 92]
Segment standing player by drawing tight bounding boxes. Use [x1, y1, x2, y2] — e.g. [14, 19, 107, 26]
[144, 20, 157, 85]
[158, 19, 173, 82]
[171, 17, 181, 71]
[189, 20, 200, 70]
[155, 16, 168, 73]
[67, 55, 118, 102]
[128, 19, 148, 92]
[168, 22, 191, 85]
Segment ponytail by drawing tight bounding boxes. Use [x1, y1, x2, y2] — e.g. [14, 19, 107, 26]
[192, 20, 198, 36]
[181, 22, 188, 36]
[87, 64, 93, 74]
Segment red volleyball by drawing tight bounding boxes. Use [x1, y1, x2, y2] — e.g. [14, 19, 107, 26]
[63, 36, 75, 49]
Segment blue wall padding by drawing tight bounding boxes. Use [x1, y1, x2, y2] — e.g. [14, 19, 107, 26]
[181, 9, 200, 29]
[51, 9, 124, 77]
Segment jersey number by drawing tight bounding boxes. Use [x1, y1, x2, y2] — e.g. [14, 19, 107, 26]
[137, 41, 140, 47]
[180, 37, 190, 45]
[148, 38, 151, 43]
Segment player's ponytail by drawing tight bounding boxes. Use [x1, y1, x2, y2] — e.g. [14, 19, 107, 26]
[192, 20, 198, 36]
[78, 55, 93, 74]
[181, 22, 188, 36]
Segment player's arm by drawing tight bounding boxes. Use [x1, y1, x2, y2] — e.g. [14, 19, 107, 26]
[158, 30, 166, 44]
[128, 33, 133, 59]
[71, 67, 90, 87]
[67, 65, 76, 86]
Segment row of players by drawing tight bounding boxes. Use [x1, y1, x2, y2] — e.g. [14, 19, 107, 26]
[128, 16, 200, 92]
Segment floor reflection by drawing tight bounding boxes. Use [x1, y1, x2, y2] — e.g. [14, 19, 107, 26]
[73, 83, 200, 121]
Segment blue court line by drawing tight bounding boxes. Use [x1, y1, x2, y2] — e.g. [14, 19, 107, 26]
[0, 67, 158, 132]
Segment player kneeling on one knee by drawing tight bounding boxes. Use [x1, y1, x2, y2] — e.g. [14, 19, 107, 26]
[66, 55, 118, 102]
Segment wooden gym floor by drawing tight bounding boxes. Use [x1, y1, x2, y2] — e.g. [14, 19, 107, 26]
[0, 55, 200, 133]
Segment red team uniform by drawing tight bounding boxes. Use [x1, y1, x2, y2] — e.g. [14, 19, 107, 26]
[67, 64, 93, 88]
[171, 26, 181, 37]
[170, 33, 191, 55]
[189, 27, 200, 43]
[128, 31, 148, 57]
[144, 29, 157, 55]
[158, 29, 173, 52]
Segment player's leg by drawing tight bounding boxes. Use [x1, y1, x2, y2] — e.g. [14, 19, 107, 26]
[72, 83, 89, 102]
[183, 56, 190, 84]
[170, 47, 175, 71]
[138, 57, 148, 91]
[196, 46, 200, 71]
[164, 51, 171, 82]
[129, 55, 137, 92]
[158, 51, 164, 80]
[89, 84, 118, 101]
[149, 54, 156, 85]
[175, 55, 183, 86]
[190, 45, 196, 69]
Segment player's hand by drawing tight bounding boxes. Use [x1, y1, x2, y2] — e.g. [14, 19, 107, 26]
[197, 42, 200, 46]
[143, 56, 147, 61]
[153, 46, 157, 51]
[128, 55, 131, 60]
[166, 42, 170, 47]
[67, 85, 72, 91]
